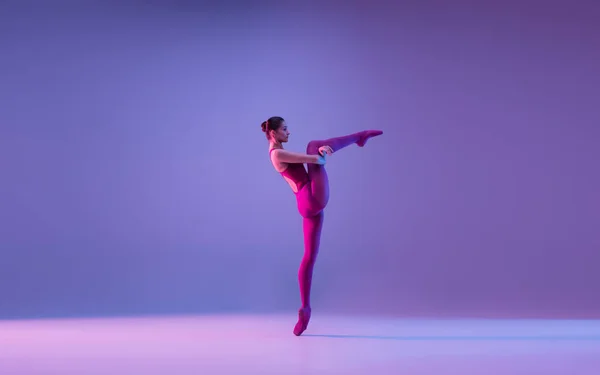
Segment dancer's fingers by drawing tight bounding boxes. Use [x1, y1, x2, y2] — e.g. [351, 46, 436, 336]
[319, 146, 333, 155]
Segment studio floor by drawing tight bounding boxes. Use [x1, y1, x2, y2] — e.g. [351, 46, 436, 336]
[1, 313, 599, 374]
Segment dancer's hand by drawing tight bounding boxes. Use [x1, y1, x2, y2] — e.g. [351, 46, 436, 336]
[318, 145, 334, 156]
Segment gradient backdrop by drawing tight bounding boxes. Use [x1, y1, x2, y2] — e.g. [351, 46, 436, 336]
[1, 0, 599, 320]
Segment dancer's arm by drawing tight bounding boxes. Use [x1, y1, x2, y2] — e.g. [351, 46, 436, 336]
[272, 149, 323, 164]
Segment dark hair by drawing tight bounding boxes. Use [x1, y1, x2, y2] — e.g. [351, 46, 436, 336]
[261, 116, 284, 139]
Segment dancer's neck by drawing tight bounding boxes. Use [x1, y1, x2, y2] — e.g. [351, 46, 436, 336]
[269, 141, 283, 150]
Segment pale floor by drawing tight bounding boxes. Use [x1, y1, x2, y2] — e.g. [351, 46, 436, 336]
[1, 314, 600, 374]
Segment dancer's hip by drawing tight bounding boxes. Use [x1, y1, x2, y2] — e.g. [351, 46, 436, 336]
[295, 183, 325, 218]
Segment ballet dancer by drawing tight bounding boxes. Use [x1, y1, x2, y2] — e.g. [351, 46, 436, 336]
[261, 116, 383, 336]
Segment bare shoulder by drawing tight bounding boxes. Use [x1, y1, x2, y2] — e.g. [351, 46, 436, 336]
[269, 148, 281, 162]
[269, 149, 288, 172]
[270, 148, 289, 162]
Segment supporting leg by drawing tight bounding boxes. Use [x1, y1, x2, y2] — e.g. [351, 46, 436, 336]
[294, 211, 324, 336]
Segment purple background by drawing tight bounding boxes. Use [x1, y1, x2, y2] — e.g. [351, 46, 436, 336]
[1, 1, 599, 320]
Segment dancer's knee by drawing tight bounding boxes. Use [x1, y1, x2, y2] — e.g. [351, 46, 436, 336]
[301, 252, 318, 269]
[306, 140, 321, 155]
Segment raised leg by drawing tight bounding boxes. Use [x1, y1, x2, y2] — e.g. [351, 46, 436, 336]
[306, 130, 383, 154]
[304, 130, 382, 208]
[294, 211, 324, 336]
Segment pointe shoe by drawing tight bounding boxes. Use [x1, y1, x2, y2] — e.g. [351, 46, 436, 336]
[293, 307, 312, 336]
[357, 130, 383, 147]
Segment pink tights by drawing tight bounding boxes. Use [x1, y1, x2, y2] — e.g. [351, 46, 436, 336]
[293, 130, 383, 336]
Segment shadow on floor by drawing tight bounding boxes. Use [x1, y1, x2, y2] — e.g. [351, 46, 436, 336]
[303, 334, 600, 341]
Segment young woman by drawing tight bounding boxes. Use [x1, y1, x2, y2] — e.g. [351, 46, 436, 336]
[261, 116, 383, 336]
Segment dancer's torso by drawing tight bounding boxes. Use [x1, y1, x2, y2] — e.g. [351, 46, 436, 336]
[270, 148, 309, 193]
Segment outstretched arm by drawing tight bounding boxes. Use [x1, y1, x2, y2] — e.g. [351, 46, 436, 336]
[272, 149, 322, 164]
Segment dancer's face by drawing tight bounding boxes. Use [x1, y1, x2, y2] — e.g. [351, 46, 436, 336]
[272, 122, 290, 143]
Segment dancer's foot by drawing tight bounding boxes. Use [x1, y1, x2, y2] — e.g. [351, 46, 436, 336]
[357, 130, 383, 147]
[293, 307, 312, 336]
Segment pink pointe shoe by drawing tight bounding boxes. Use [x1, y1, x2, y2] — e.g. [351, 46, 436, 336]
[293, 307, 312, 336]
